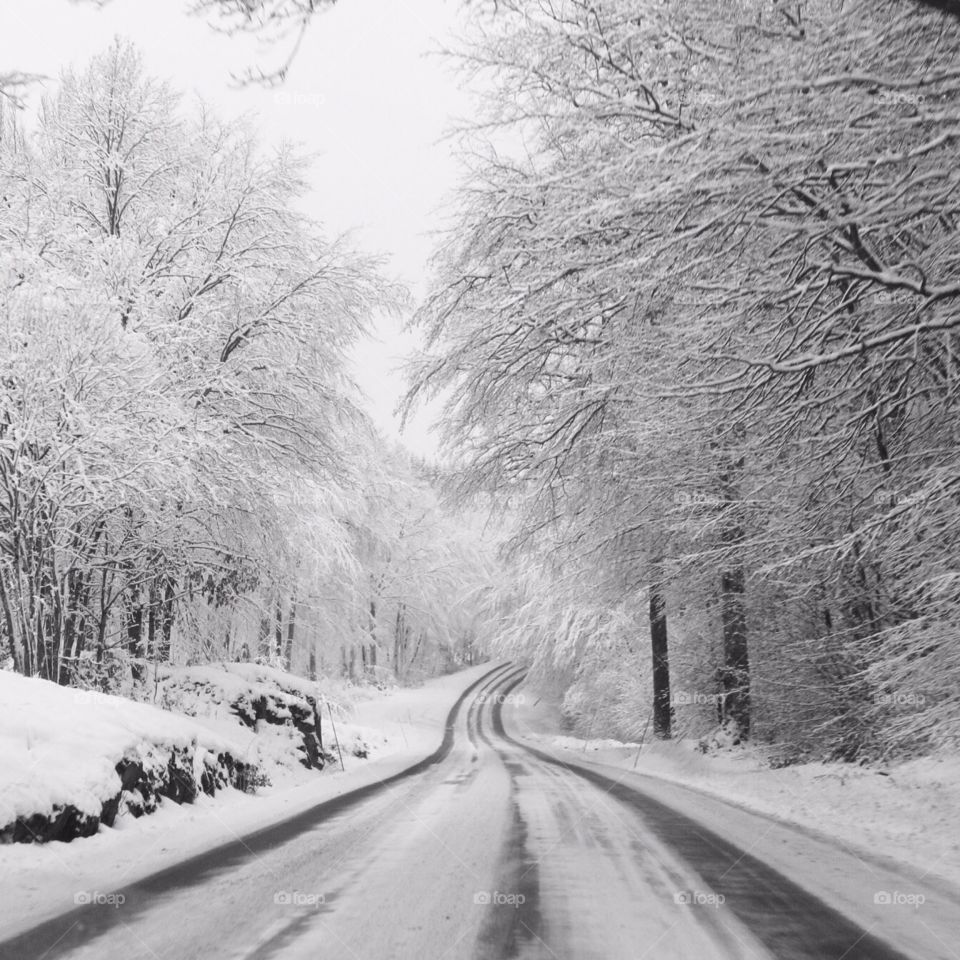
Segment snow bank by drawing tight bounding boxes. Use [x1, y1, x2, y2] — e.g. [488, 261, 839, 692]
[0, 661, 502, 941]
[0, 672, 256, 842]
[154, 663, 366, 779]
[0, 661, 392, 845]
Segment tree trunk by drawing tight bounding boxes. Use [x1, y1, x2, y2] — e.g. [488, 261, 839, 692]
[649, 578, 671, 739]
[258, 611, 271, 660]
[158, 579, 175, 661]
[719, 563, 750, 739]
[274, 596, 283, 659]
[127, 582, 146, 683]
[717, 425, 750, 741]
[284, 597, 297, 669]
[147, 580, 157, 666]
[406, 630, 425, 679]
[0, 573, 23, 674]
[393, 604, 404, 677]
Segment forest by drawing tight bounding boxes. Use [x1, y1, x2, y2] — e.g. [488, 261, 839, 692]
[0, 41, 501, 694]
[406, 0, 960, 763]
[4, 0, 960, 768]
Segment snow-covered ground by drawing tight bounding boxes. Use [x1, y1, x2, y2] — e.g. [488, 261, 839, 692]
[509, 688, 960, 892]
[0, 671, 246, 836]
[152, 661, 380, 782]
[0, 661, 502, 941]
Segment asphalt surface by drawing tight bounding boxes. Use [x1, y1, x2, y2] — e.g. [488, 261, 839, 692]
[0, 663, 942, 960]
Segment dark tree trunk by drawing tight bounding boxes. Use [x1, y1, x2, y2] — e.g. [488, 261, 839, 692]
[96, 565, 111, 666]
[913, 0, 960, 19]
[147, 580, 157, 665]
[158, 580, 175, 661]
[649, 581, 672, 739]
[274, 596, 283, 659]
[0, 576, 21, 674]
[127, 583, 147, 683]
[717, 425, 750, 741]
[393, 604, 404, 677]
[126, 585, 143, 655]
[284, 597, 297, 669]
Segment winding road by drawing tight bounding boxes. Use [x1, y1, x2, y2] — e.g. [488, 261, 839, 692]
[1, 663, 956, 960]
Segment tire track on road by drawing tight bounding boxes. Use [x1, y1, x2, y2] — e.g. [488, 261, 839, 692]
[490, 672, 918, 960]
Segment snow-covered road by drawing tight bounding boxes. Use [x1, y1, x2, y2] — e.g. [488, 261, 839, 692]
[2, 663, 956, 960]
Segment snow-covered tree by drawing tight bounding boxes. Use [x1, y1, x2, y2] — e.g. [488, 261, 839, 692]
[0, 41, 386, 685]
[409, 0, 960, 758]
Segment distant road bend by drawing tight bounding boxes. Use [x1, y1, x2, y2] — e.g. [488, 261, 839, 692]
[0, 663, 947, 960]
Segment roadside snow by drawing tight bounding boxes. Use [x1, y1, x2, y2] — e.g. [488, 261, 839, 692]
[153, 662, 379, 785]
[0, 672, 245, 829]
[0, 661, 502, 941]
[509, 689, 960, 891]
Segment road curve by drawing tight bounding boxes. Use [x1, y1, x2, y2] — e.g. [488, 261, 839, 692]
[485, 672, 922, 960]
[0, 664, 942, 960]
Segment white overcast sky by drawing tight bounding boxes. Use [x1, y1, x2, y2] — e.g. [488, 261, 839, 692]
[0, 0, 474, 456]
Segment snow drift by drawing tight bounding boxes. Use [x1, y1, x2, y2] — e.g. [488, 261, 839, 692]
[0, 671, 262, 843]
